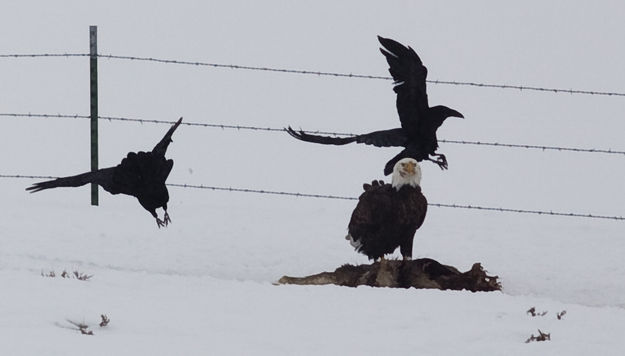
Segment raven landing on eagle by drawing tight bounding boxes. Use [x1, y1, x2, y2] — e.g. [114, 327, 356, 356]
[286, 36, 463, 175]
[27, 117, 183, 228]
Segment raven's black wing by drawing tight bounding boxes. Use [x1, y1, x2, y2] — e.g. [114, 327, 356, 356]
[152, 117, 183, 157]
[26, 167, 117, 193]
[286, 127, 408, 147]
[378, 36, 428, 135]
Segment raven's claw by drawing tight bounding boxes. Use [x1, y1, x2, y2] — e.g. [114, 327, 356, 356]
[164, 212, 171, 225]
[429, 153, 448, 170]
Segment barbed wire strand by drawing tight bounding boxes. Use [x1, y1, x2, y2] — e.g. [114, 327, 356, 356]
[0, 53, 89, 59]
[2, 52, 625, 97]
[1, 174, 59, 180]
[96, 54, 625, 97]
[166, 184, 624, 221]
[2, 112, 624, 156]
[1, 174, 622, 221]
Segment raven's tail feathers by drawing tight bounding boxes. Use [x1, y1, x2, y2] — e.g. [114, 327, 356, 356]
[285, 126, 358, 146]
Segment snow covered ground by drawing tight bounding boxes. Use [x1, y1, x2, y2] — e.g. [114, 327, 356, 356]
[1, 1, 625, 355]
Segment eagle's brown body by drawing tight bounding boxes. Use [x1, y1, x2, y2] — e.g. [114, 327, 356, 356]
[348, 179, 427, 260]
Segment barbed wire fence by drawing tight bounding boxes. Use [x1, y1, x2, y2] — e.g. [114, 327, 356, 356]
[2, 174, 623, 221]
[2, 44, 624, 222]
[3, 52, 625, 97]
[2, 112, 625, 157]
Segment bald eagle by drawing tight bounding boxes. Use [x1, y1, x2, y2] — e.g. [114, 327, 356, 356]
[346, 158, 427, 260]
[286, 36, 463, 175]
[27, 118, 183, 228]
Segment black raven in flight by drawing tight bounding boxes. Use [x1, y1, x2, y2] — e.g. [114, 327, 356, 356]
[27, 117, 183, 227]
[286, 36, 463, 175]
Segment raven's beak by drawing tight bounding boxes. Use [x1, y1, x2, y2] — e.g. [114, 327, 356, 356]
[453, 110, 465, 119]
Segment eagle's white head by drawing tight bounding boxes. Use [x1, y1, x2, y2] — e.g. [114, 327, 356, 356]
[391, 158, 422, 190]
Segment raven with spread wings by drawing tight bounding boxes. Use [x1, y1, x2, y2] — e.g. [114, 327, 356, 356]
[286, 36, 463, 175]
[27, 118, 183, 227]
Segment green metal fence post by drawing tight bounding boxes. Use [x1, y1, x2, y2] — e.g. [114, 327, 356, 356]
[89, 26, 99, 206]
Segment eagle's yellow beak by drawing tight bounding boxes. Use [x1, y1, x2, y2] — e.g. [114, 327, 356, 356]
[403, 161, 416, 175]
